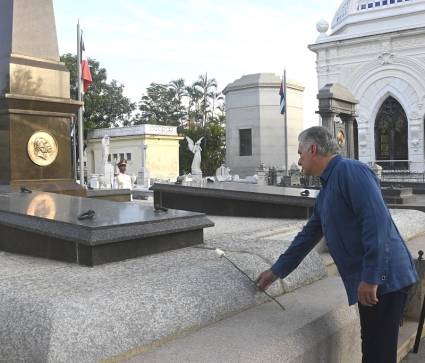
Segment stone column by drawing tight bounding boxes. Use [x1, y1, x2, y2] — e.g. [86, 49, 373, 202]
[408, 110, 424, 173]
[137, 144, 149, 187]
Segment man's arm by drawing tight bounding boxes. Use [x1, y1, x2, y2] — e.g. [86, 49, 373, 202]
[256, 206, 323, 291]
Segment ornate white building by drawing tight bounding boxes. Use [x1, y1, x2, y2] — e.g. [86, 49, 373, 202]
[309, 0, 425, 171]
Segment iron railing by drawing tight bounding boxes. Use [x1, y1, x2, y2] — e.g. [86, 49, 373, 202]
[266, 160, 425, 188]
[368, 160, 425, 183]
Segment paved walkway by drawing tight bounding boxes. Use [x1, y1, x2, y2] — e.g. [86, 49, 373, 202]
[402, 338, 425, 362]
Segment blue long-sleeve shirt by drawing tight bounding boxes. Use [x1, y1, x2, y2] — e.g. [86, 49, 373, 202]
[271, 155, 418, 305]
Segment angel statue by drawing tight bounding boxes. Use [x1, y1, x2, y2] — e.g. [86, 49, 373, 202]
[101, 135, 110, 165]
[186, 136, 204, 175]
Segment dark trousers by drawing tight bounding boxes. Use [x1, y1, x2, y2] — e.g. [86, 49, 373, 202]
[358, 288, 409, 363]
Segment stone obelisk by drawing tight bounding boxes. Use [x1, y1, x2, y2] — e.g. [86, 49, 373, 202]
[0, 0, 83, 194]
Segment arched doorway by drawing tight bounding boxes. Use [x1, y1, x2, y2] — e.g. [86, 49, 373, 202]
[375, 96, 408, 169]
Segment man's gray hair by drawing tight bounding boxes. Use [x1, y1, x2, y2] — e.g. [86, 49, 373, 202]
[298, 126, 339, 156]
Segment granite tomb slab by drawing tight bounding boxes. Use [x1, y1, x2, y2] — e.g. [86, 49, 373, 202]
[0, 191, 213, 266]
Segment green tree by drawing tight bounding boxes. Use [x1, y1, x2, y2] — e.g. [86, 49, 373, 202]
[169, 78, 187, 127]
[135, 81, 186, 126]
[133, 75, 226, 176]
[61, 53, 135, 129]
[179, 120, 225, 176]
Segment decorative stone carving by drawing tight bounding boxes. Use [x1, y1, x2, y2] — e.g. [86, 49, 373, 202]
[216, 164, 232, 182]
[410, 125, 422, 151]
[378, 52, 395, 65]
[144, 124, 176, 136]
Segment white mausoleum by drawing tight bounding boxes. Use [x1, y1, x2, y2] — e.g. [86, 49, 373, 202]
[86, 124, 183, 182]
[309, 0, 425, 171]
[223, 73, 305, 177]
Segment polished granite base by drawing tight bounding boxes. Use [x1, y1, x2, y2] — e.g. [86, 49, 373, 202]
[85, 188, 132, 202]
[152, 182, 318, 219]
[0, 191, 213, 266]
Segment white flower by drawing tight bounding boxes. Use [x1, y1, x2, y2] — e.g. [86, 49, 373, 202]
[215, 248, 225, 257]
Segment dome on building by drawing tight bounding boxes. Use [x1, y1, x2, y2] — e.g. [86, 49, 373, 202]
[330, 0, 425, 37]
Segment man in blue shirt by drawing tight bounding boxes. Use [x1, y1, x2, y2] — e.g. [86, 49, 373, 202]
[256, 126, 418, 363]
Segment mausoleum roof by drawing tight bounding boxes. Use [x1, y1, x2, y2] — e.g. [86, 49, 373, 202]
[223, 73, 304, 94]
[325, 0, 425, 40]
[87, 124, 178, 140]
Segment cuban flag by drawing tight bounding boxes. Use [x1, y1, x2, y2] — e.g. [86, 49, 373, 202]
[80, 35, 93, 93]
[279, 79, 286, 115]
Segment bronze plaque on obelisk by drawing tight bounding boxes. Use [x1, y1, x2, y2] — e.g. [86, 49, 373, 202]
[27, 131, 59, 167]
[0, 0, 83, 194]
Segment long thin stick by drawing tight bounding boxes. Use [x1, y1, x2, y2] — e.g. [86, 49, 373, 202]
[222, 255, 286, 311]
[413, 293, 425, 353]
[413, 250, 424, 353]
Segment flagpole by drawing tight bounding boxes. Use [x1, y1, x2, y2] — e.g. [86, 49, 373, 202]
[72, 116, 78, 180]
[77, 20, 85, 186]
[283, 68, 288, 176]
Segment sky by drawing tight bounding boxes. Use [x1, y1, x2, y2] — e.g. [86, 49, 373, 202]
[54, 0, 342, 128]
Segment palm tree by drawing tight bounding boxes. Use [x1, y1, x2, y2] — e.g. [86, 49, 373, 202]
[169, 78, 186, 104]
[194, 73, 217, 127]
[211, 91, 224, 122]
[169, 78, 187, 127]
[186, 84, 203, 127]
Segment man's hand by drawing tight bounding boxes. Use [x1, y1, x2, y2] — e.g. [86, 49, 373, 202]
[256, 269, 278, 291]
[357, 281, 379, 306]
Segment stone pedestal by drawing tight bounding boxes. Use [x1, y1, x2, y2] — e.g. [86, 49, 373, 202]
[0, 0, 83, 195]
[316, 83, 358, 159]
